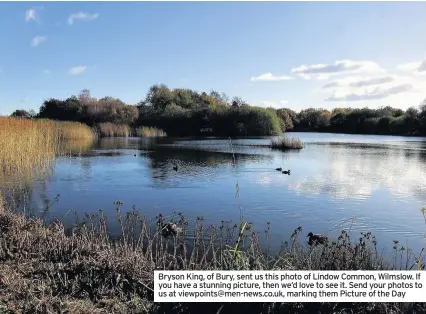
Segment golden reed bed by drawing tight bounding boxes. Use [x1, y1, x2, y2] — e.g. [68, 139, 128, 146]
[0, 116, 95, 183]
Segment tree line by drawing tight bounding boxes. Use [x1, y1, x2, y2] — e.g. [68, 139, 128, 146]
[291, 105, 426, 135]
[9, 85, 426, 137]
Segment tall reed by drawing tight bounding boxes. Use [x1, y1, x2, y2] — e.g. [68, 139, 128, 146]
[51, 120, 96, 141]
[271, 135, 304, 150]
[0, 116, 95, 187]
[96, 122, 132, 137]
[95, 123, 167, 138]
[135, 126, 167, 137]
[1, 117, 56, 176]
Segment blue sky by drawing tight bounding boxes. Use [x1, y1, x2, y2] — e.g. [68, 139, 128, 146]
[1, 2, 426, 115]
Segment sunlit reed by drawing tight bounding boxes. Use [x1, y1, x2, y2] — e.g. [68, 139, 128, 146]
[135, 126, 167, 137]
[0, 116, 95, 186]
[271, 135, 304, 150]
[97, 122, 132, 137]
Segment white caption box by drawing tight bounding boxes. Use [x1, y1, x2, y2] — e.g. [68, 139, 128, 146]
[154, 270, 426, 302]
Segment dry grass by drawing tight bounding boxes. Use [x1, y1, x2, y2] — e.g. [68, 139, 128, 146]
[135, 126, 167, 138]
[97, 123, 132, 137]
[51, 120, 96, 141]
[58, 138, 96, 157]
[271, 135, 304, 150]
[0, 192, 4, 215]
[0, 117, 56, 177]
[0, 197, 424, 313]
[96, 123, 167, 138]
[0, 116, 95, 193]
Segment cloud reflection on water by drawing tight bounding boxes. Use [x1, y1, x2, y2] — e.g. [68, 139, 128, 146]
[289, 144, 426, 201]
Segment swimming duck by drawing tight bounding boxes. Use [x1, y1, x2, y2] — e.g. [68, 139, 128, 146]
[275, 167, 282, 171]
[158, 221, 182, 237]
[134, 154, 137, 157]
[173, 164, 178, 171]
[307, 232, 328, 246]
[282, 170, 291, 175]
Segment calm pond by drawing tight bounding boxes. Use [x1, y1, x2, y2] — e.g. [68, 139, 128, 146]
[6, 132, 426, 253]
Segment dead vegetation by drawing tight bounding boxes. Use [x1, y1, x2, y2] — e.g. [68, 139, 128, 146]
[0, 194, 425, 313]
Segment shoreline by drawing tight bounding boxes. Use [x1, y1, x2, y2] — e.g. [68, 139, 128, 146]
[286, 129, 425, 138]
[0, 200, 425, 313]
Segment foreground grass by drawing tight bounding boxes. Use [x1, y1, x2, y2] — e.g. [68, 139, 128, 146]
[0, 197, 425, 313]
[271, 135, 304, 150]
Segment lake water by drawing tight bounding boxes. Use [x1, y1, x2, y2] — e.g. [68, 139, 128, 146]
[4, 132, 426, 254]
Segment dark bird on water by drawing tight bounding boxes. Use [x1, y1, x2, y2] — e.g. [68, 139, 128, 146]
[307, 232, 328, 246]
[173, 164, 178, 171]
[275, 167, 282, 171]
[134, 154, 136, 157]
[282, 170, 291, 175]
[158, 221, 182, 237]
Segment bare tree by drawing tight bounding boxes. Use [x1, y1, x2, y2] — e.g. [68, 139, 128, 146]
[78, 89, 93, 104]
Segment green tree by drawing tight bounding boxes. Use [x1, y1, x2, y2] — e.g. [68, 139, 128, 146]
[145, 84, 174, 111]
[276, 108, 294, 131]
[11, 109, 31, 118]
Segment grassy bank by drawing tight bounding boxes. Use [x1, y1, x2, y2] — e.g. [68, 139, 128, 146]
[0, 196, 424, 313]
[271, 135, 304, 150]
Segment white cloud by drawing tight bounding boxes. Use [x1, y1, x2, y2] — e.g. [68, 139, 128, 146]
[325, 84, 413, 101]
[68, 66, 87, 75]
[397, 62, 420, 72]
[323, 74, 426, 102]
[291, 60, 384, 80]
[323, 75, 396, 89]
[397, 60, 426, 75]
[259, 100, 289, 109]
[31, 36, 47, 47]
[250, 73, 293, 82]
[68, 12, 99, 25]
[25, 9, 38, 23]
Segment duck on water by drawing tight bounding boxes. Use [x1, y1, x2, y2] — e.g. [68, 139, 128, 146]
[276, 167, 291, 174]
[307, 232, 328, 246]
[157, 220, 183, 237]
